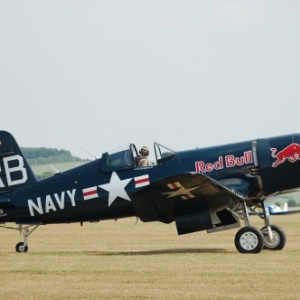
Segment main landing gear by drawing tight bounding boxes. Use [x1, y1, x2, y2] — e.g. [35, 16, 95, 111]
[234, 200, 286, 254]
[261, 225, 286, 250]
[235, 226, 264, 253]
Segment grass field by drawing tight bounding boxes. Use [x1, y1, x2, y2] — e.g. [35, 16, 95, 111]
[1, 214, 300, 300]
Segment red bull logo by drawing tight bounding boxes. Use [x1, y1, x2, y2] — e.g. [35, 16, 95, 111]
[270, 143, 300, 167]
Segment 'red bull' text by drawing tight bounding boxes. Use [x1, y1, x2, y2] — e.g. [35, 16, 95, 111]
[195, 151, 253, 173]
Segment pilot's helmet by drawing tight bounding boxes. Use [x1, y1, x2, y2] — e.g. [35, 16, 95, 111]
[139, 146, 149, 156]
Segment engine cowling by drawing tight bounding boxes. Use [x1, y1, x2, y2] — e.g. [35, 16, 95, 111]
[256, 134, 300, 195]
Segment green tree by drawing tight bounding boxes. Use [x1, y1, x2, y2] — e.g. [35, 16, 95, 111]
[288, 199, 297, 207]
[21, 147, 90, 166]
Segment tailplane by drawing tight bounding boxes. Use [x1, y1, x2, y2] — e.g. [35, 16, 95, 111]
[0, 131, 37, 194]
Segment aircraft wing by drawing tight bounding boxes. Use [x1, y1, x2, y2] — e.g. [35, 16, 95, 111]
[130, 172, 245, 234]
[251, 209, 300, 216]
[270, 210, 300, 215]
[249, 201, 300, 216]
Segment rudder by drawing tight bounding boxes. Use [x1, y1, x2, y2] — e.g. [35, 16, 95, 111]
[0, 131, 37, 194]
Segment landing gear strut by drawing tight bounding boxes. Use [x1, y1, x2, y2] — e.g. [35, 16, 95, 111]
[15, 224, 39, 253]
[234, 199, 286, 254]
[234, 201, 265, 253]
[259, 201, 287, 250]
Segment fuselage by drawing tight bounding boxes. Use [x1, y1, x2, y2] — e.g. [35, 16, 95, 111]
[1, 133, 300, 225]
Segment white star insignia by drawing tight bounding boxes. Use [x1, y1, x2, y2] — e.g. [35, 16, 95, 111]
[99, 172, 132, 206]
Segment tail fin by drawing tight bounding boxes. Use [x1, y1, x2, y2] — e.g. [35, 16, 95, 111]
[0, 131, 37, 194]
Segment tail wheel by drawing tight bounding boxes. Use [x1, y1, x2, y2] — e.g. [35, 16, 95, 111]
[15, 242, 28, 253]
[234, 226, 264, 254]
[260, 225, 286, 250]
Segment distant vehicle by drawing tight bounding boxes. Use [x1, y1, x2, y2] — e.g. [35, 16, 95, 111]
[1, 130, 300, 254]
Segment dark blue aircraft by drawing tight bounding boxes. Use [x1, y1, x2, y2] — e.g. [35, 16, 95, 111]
[1, 130, 300, 254]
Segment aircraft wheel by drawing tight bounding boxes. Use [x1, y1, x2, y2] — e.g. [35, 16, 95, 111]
[15, 242, 28, 253]
[261, 225, 286, 250]
[234, 226, 264, 254]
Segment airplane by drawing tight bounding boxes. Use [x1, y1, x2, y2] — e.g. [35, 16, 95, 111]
[1, 130, 300, 254]
[268, 203, 289, 214]
[250, 202, 300, 216]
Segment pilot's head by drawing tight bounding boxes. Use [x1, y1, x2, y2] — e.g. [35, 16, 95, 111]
[139, 146, 149, 157]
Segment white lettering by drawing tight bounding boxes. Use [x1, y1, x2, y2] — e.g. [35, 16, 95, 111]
[27, 189, 77, 216]
[45, 195, 57, 213]
[3, 155, 28, 186]
[28, 197, 44, 216]
[54, 191, 65, 209]
[0, 165, 5, 188]
[67, 189, 76, 206]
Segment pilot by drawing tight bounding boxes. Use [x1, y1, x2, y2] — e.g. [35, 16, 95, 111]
[135, 146, 149, 167]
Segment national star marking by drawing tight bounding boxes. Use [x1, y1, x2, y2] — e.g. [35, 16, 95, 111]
[99, 171, 132, 206]
[162, 186, 199, 198]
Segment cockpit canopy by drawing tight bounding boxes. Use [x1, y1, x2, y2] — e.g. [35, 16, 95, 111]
[101, 142, 176, 172]
[154, 143, 176, 161]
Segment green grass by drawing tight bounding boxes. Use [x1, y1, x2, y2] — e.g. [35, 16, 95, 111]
[1, 215, 300, 299]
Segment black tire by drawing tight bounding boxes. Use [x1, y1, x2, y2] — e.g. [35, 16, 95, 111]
[260, 225, 286, 250]
[234, 226, 264, 254]
[15, 242, 28, 253]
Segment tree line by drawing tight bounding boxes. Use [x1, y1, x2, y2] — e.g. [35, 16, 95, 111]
[21, 147, 89, 166]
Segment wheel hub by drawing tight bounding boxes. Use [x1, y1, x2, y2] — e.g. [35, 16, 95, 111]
[263, 230, 280, 248]
[240, 231, 259, 250]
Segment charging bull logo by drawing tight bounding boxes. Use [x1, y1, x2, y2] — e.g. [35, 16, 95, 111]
[270, 143, 300, 167]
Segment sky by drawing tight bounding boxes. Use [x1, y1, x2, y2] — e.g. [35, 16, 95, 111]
[1, 1, 300, 161]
